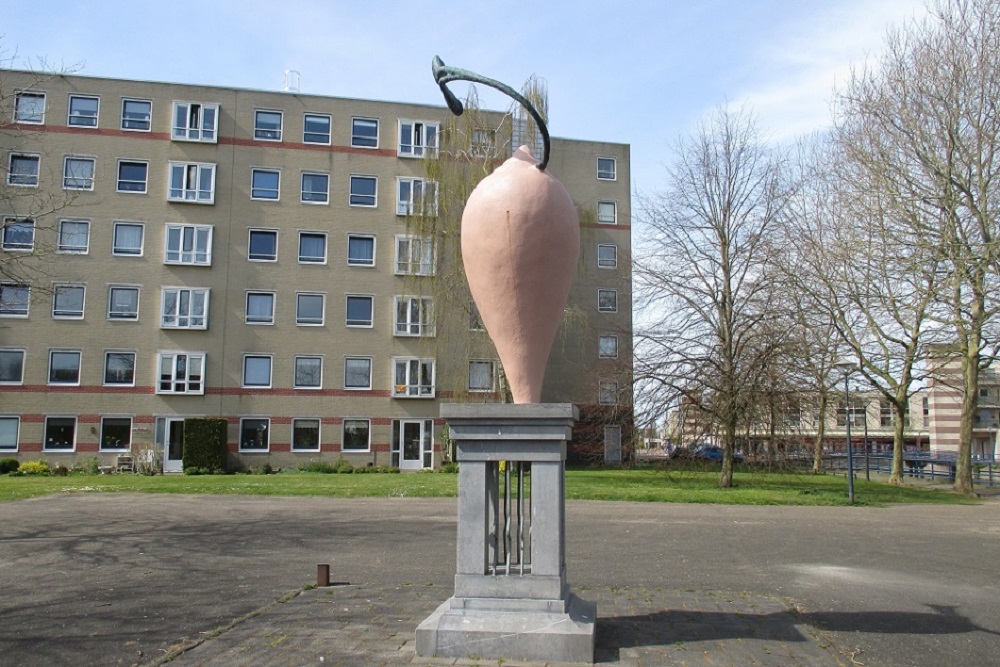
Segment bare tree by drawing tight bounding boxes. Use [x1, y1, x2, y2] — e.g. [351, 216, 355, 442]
[635, 106, 791, 487]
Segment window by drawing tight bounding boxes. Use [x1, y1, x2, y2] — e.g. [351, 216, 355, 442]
[248, 229, 277, 261]
[398, 120, 439, 157]
[0, 416, 18, 450]
[301, 172, 329, 204]
[344, 357, 372, 390]
[597, 157, 617, 180]
[254, 109, 282, 141]
[2, 218, 34, 251]
[49, 350, 81, 385]
[598, 200, 617, 224]
[14, 92, 45, 123]
[394, 296, 434, 336]
[113, 222, 144, 256]
[100, 417, 132, 451]
[342, 419, 370, 451]
[396, 178, 438, 216]
[981, 387, 991, 398]
[245, 291, 275, 324]
[296, 293, 325, 326]
[347, 234, 375, 267]
[84, 295, 127, 341]
[346, 295, 373, 327]
[157, 352, 205, 394]
[165, 224, 212, 265]
[251, 168, 280, 200]
[395, 236, 435, 276]
[117, 160, 148, 193]
[393, 358, 435, 397]
[168, 162, 215, 203]
[468, 360, 495, 392]
[471, 128, 495, 155]
[598, 289, 618, 313]
[598, 244, 618, 269]
[121, 99, 152, 131]
[599, 335, 619, 358]
[68, 95, 99, 127]
[298, 232, 327, 263]
[8, 154, 40, 186]
[240, 418, 270, 451]
[292, 418, 321, 451]
[243, 355, 272, 388]
[880, 400, 893, 427]
[294, 356, 323, 389]
[303, 113, 331, 144]
[349, 175, 377, 207]
[0, 283, 29, 317]
[52, 284, 85, 319]
[172, 102, 218, 142]
[351, 117, 378, 147]
[0, 349, 25, 384]
[63, 157, 96, 190]
[599, 380, 619, 405]
[923, 397, 930, 427]
[58, 219, 89, 253]
[161, 288, 209, 329]
[104, 351, 136, 386]
[44, 416, 76, 451]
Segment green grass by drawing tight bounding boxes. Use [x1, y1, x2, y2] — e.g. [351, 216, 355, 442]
[0, 465, 979, 506]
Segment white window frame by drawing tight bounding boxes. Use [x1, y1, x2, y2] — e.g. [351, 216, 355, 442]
[0, 348, 26, 385]
[351, 117, 379, 148]
[242, 354, 273, 388]
[349, 174, 377, 207]
[597, 157, 617, 181]
[598, 289, 618, 313]
[394, 295, 434, 337]
[392, 357, 436, 398]
[303, 112, 331, 145]
[0, 415, 19, 451]
[2, 217, 35, 251]
[398, 120, 439, 158]
[156, 351, 205, 395]
[598, 243, 618, 269]
[63, 156, 96, 191]
[254, 109, 283, 141]
[468, 360, 495, 393]
[58, 219, 90, 254]
[8, 153, 40, 187]
[168, 161, 216, 203]
[298, 231, 327, 264]
[0, 283, 30, 317]
[251, 168, 281, 201]
[104, 351, 136, 386]
[96, 288, 128, 329]
[597, 200, 617, 224]
[293, 356, 323, 390]
[48, 349, 82, 386]
[301, 171, 329, 204]
[344, 356, 373, 390]
[14, 91, 45, 124]
[248, 228, 278, 262]
[44, 416, 77, 452]
[345, 294, 374, 328]
[171, 101, 218, 142]
[296, 292, 326, 326]
[245, 291, 276, 325]
[396, 177, 438, 216]
[164, 223, 213, 266]
[52, 284, 85, 319]
[599, 334, 619, 358]
[342, 418, 371, 452]
[160, 287, 209, 329]
[394, 235, 435, 276]
[347, 234, 376, 267]
[100, 416, 133, 451]
[116, 160, 148, 193]
[121, 98, 152, 131]
[67, 94, 99, 128]
[239, 417, 270, 452]
[112, 221, 145, 256]
[292, 418, 322, 451]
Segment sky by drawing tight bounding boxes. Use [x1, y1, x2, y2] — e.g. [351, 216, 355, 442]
[3, 0, 928, 194]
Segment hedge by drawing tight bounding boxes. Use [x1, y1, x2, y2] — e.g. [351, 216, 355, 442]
[183, 418, 228, 472]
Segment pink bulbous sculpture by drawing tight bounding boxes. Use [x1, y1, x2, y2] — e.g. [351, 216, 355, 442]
[461, 145, 580, 403]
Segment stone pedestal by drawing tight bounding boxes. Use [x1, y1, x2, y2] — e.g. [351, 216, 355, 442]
[415, 403, 596, 663]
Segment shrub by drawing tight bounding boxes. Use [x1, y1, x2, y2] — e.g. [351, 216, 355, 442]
[183, 418, 228, 472]
[439, 461, 459, 474]
[0, 458, 19, 474]
[334, 459, 353, 474]
[18, 460, 50, 476]
[52, 463, 70, 476]
[299, 461, 337, 474]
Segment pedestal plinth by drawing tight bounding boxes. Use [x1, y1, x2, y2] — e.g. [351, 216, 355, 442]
[415, 403, 596, 663]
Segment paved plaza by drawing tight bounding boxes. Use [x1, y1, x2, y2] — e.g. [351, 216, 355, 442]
[1, 494, 998, 666]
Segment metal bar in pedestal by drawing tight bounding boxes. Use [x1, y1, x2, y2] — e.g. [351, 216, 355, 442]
[504, 463, 512, 575]
[489, 461, 499, 575]
[518, 462, 525, 575]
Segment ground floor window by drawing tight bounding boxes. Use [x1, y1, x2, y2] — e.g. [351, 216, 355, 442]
[0, 416, 19, 450]
[44, 416, 76, 451]
[291, 418, 320, 451]
[100, 417, 132, 451]
[240, 418, 269, 452]
[342, 419, 370, 452]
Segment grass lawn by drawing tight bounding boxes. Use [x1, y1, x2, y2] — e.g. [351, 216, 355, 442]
[0, 466, 979, 506]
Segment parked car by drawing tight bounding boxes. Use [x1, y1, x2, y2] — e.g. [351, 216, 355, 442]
[692, 445, 745, 463]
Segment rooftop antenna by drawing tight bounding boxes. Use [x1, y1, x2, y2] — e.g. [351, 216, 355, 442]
[283, 70, 301, 93]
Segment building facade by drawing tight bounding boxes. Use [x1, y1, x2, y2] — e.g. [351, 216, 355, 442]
[0, 70, 633, 471]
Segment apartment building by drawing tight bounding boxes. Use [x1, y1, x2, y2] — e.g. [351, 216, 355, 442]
[928, 349, 1000, 459]
[0, 70, 633, 471]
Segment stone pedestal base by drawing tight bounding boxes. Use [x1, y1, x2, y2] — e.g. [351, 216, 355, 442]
[415, 593, 596, 663]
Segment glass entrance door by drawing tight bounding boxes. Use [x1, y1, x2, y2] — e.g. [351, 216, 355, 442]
[163, 418, 184, 473]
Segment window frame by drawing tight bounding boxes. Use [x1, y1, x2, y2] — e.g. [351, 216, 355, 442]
[168, 161, 216, 203]
[245, 290, 276, 325]
[164, 223, 213, 266]
[300, 171, 330, 204]
[344, 356, 372, 391]
[253, 109, 283, 141]
[239, 417, 270, 452]
[598, 289, 618, 313]
[156, 351, 205, 395]
[396, 177, 438, 216]
[598, 243, 618, 269]
[250, 167, 281, 201]
[14, 91, 46, 124]
[52, 284, 86, 320]
[597, 157, 617, 181]
[160, 287, 209, 330]
[351, 117, 379, 148]
[0, 348, 26, 385]
[67, 94, 100, 128]
[599, 334, 619, 359]
[394, 235, 435, 276]
[293, 355, 323, 390]
[99, 416, 132, 451]
[349, 174, 378, 207]
[296, 292, 325, 326]
[112, 221, 145, 256]
[398, 119, 440, 158]
[392, 357, 436, 398]
[345, 294, 374, 328]
[48, 349, 82, 386]
[171, 101, 219, 142]
[248, 229, 278, 262]
[468, 360, 495, 393]
[103, 350, 137, 386]
[58, 219, 90, 254]
[394, 295, 434, 337]
[0, 415, 19, 451]
[342, 418, 371, 452]
[599, 380, 620, 405]
[292, 418, 321, 451]
[2, 217, 35, 251]
[347, 234, 376, 267]
[0, 283, 30, 317]
[44, 416, 77, 452]
[8, 153, 40, 187]
[303, 112, 331, 145]
[298, 231, 327, 264]
[116, 160, 149, 194]
[121, 98, 152, 132]
[597, 200, 618, 224]
[63, 156, 96, 191]
[242, 354, 273, 389]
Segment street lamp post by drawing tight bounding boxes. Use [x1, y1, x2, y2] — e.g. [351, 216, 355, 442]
[836, 363, 857, 505]
[863, 408, 870, 482]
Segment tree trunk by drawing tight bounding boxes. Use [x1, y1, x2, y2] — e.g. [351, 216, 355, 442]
[813, 393, 828, 474]
[890, 403, 906, 485]
[720, 419, 736, 488]
[956, 345, 978, 494]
